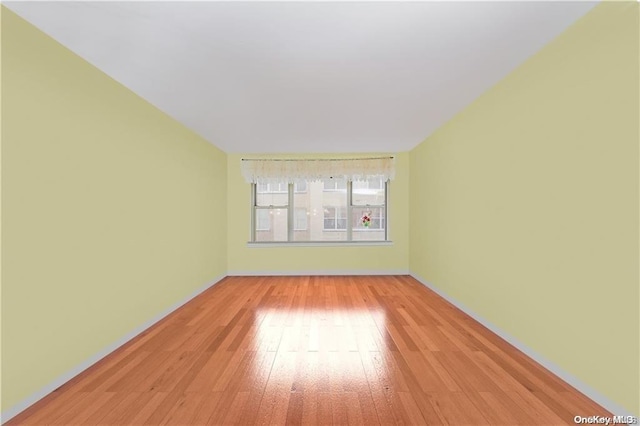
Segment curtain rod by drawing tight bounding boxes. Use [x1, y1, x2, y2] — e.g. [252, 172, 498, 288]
[241, 156, 394, 161]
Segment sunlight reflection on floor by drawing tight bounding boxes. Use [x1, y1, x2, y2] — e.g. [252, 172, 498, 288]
[246, 307, 390, 390]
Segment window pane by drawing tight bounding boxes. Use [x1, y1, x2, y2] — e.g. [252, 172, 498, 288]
[256, 209, 270, 230]
[294, 208, 308, 230]
[255, 208, 288, 242]
[324, 206, 347, 230]
[256, 180, 289, 207]
[352, 177, 385, 206]
[293, 180, 347, 241]
[352, 207, 386, 241]
[323, 177, 346, 191]
[294, 181, 307, 192]
[367, 177, 383, 189]
[323, 207, 335, 229]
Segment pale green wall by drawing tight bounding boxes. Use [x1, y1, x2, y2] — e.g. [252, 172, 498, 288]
[227, 152, 410, 274]
[410, 2, 639, 414]
[1, 8, 227, 413]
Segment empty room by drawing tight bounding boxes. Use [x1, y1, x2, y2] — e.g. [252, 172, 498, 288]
[1, 1, 638, 425]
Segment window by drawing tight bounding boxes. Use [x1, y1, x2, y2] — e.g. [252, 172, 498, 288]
[352, 177, 385, 206]
[323, 207, 347, 230]
[323, 178, 347, 191]
[259, 182, 288, 192]
[256, 209, 271, 231]
[259, 181, 305, 193]
[294, 208, 308, 230]
[367, 177, 384, 190]
[254, 183, 288, 242]
[251, 177, 388, 243]
[354, 208, 385, 229]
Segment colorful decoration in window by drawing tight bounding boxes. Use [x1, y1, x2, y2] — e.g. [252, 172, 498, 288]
[361, 213, 371, 228]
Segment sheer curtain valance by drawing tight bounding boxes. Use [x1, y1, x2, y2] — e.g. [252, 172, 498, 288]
[240, 157, 395, 184]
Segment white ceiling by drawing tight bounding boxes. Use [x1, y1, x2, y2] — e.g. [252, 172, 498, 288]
[5, 1, 598, 154]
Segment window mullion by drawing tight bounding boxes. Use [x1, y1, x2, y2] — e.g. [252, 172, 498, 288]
[251, 184, 256, 242]
[287, 183, 294, 241]
[385, 180, 389, 241]
[347, 181, 353, 241]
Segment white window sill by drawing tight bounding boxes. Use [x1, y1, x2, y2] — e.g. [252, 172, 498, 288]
[247, 241, 394, 248]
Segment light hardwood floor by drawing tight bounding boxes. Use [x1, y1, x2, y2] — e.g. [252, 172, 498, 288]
[9, 275, 611, 425]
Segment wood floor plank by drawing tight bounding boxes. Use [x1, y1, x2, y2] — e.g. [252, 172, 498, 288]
[359, 347, 407, 425]
[47, 392, 108, 425]
[464, 390, 522, 425]
[190, 392, 224, 425]
[81, 391, 132, 425]
[7, 275, 612, 425]
[93, 392, 143, 425]
[428, 391, 491, 425]
[18, 389, 89, 425]
[111, 392, 161, 425]
[219, 391, 251, 425]
[52, 392, 117, 426]
[397, 391, 428, 425]
[160, 393, 206, 426]
[477, 390, 536, 425]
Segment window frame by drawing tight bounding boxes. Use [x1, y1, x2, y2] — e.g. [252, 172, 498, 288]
[250, 179, 389, 244]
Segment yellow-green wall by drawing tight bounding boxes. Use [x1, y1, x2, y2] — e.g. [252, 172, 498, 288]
[227, 153, 409, 274]
[1, 8, 227, 413]
[410, 2, 639, 414]
[0, 5, 4, 415]
[3, 0, 639, 419]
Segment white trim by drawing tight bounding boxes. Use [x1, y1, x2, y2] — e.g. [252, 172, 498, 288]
[346, 181, 353, 241]
[1, 274, 227, 424]
[409, 272, 638, 418]
[287, 183, 294, 241]
[247, 241, 393, 248]
[228, 269, 409, 276]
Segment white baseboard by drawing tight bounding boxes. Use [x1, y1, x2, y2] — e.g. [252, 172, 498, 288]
[227, 269, 410, 276]
[409, 272, 637, 418]
[1, 274, 227, 424]
[8, 272, 631, 422]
